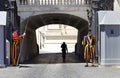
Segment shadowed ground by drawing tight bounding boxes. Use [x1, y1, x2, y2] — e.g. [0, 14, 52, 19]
[23, 52, 84, 64]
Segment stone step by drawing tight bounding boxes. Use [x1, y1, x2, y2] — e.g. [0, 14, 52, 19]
[45, 35, 77, 40]
[45, 29, 77, 36]
[44, 40, 77, 44]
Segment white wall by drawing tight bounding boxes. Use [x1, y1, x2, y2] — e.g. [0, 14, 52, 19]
[114, 0, 120, 12]
[100, 25, 120, 65]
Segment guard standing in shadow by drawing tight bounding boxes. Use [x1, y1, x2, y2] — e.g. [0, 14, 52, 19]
[61, 42, 68, 62]
[11, 29, 25, 66]
[82, 29, 96, 67]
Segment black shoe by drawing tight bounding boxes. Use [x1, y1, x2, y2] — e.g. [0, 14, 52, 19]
[91, 65, 96, 67]
[85, 65, 88, 67]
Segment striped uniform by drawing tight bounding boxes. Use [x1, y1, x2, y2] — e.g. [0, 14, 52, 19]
[82, 35, 96, 61]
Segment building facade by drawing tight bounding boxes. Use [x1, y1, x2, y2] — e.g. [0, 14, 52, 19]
[0, 0, 116, 66]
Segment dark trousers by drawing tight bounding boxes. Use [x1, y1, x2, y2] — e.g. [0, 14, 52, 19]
[62, 52, 66, 62]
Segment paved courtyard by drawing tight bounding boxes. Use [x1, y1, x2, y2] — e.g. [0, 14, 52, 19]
[0, 63, 120, 78]
[0, 52, 120, 78]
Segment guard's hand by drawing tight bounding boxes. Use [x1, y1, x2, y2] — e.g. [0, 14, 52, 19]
[23, 32, 26, 36]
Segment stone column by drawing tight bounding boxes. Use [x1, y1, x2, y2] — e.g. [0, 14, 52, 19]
[76, 30, 84, 60]
[0, 11, 7, 67]
[0, 26, 6, 67]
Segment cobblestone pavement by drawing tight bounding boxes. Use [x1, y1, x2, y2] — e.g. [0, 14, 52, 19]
[0, 53, 120, 78]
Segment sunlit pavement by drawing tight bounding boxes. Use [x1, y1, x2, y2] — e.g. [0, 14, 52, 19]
[0, 48, 120, 78]
[1, 52, 120, 78]
[0, 63, 120, 78]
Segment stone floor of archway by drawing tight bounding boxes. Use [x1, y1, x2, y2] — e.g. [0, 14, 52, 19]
[23, 52, 84, 64]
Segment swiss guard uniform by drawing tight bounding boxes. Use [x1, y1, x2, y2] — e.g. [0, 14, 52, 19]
[82, 33, 96, 67]
[11, 31, 25, 66]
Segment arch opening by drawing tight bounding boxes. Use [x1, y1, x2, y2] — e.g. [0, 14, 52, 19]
[36, 24, 78, 54]
[20, 13, 88, 63]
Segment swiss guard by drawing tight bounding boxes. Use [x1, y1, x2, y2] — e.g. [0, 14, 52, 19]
[11, 30, 25, 66]
[82, 29, 96, 67]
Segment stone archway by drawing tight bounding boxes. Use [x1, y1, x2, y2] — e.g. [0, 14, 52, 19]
[20, 13, 88, 62]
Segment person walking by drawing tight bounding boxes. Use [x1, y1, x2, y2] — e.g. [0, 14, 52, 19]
[61, 42, 68, 62]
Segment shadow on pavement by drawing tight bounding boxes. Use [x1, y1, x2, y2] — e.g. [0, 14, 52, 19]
[23, 52, 84, 64]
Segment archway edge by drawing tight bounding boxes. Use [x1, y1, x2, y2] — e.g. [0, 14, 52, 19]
[21, 13, 88, 32]
[19, 13, 89, 62]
